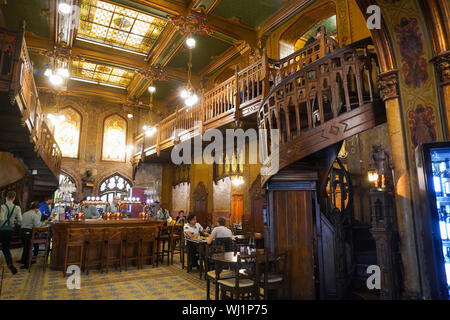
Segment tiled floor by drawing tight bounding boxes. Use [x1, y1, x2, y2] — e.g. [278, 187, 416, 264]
[0, 249, 210, 300]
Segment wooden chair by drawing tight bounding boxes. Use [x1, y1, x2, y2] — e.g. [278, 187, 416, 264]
[104, 228, 124, 273]
[123, 227, 142, 271]
[27, 227, 51, 272]
[84, 228, 106, 275]
[256, 251, 288, 299]
[140, 226, 158, 268]
[170, 225, 184, 266]
[63, 228, 86, 277]
[156, 225, 173, 266]
[205, 245, 235, 300]
[218, 254, 258, 300]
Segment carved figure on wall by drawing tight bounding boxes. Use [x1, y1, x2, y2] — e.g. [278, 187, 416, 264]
[408, 104, 436, 148]
[369, 144, 393, 189]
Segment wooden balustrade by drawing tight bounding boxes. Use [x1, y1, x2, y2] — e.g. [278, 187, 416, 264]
[133, 36, 384, 175]
[258, 38, 385, 181]
[0, 24, 61, 178]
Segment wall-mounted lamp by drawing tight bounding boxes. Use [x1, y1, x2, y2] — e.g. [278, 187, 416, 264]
[368, 168, 379, 184]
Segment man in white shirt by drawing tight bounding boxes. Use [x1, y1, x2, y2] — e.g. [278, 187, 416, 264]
[207, 217, 232, 244]
[184, 214, 209, 270]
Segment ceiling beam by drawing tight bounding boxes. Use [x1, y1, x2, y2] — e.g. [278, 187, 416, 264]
[132, 0, 189, 16]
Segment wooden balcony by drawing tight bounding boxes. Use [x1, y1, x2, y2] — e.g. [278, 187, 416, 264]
[133, 35, 386, 179]
[0, 24, 61, 188]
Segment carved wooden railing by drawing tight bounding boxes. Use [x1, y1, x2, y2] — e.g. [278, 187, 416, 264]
[0, 24, 62, 177]
[133, 34, 363, 164]
[258, 38, 386, 183]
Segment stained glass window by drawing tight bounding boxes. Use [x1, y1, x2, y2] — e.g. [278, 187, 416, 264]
[102, 114, 127, 161]
[99, 174, 131, 203]
[77, 0, 167, 54]
[72, 61, 135, 88]
[54, 107, 81, 158]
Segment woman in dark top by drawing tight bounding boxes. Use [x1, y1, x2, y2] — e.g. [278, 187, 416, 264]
[175, 210, 186, 224]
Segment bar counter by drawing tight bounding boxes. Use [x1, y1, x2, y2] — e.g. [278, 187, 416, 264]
[50, 219, 164, 271]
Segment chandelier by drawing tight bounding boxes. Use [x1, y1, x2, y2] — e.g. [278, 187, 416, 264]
[179, 33, 199, 107]
[41, 46, 82, 90]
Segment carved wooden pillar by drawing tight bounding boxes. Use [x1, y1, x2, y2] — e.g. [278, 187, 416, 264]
[432, 52, 450, 136]
[378, 70, 421, 299]
[369, 189, 400, 300]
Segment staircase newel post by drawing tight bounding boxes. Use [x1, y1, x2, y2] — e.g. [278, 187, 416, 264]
[368, 146, 400, 300]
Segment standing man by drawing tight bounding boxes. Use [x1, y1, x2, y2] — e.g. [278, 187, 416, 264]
[19, 202, 45, 269]
[0, 191, 22, 274]
[108, 195, 121, 213]
[39, 197, 53, 222]
[304, 27, 323, 47]
[156, 203, 170, 221]
[82, 198, 101, 219]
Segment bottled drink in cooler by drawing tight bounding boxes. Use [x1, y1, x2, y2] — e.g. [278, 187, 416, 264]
[440, 159, 450, 197]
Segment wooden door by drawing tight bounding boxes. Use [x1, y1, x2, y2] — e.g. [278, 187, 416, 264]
[247, 175, 264, 234]
[267, 187, 316, 299]
[231, 193, 244, 224]
[193, 182, 208, 226]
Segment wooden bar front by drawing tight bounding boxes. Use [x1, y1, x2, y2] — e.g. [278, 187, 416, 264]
[50, 219, 164, 271]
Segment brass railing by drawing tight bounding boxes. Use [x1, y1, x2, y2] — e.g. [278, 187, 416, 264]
[0, 24, 62, 177]
[133, 34, 347, 162]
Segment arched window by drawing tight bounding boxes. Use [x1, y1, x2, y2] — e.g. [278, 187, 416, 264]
[102, 114, 127, 162]
[99, 174, 132, 203]
[54, 107, 81, 158]
[54, 172, 77, 202]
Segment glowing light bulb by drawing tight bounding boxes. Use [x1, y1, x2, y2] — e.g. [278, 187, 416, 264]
[57, 68, 69, 78]
[127, 113, 133, 118]
[58, 3, 71, 14]
[143, 125, 148, 131]
[179, 88, 189, 99]
[87, 196, 91, 201]
[44, 69, 52, 77]
[148, 86, 156, 93]
[49, 74, 63, 86]
[186, 37, 196, 48]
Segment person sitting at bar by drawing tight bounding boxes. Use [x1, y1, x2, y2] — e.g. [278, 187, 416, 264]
[39, 196, 53, 222]
[108, 195, 121, 213]
[82, 199, 101, 219]
[207, 217, 232, 245]
[156, 203, 170, 221]
[19, 202, 46, 269]
[175, 210, 186, 224]
[0, 191, 22, 274]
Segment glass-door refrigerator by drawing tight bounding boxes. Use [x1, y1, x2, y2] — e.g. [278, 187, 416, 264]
[416, 142, 450, 299]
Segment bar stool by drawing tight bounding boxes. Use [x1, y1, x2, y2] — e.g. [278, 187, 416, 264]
[170, 225, 184, 266]
[27, 227, 51, 272]
[84, 228, 106, 275]
[104, 227, 124, 273]
[63, 228, 86, 277]
[140, 226, 158, 268]
[123, 227, 142, 271]
[156, 225, 173, 266]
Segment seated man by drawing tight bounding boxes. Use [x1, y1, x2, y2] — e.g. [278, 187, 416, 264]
[207, 217, 232, 245]
[175, 210, 186, 224]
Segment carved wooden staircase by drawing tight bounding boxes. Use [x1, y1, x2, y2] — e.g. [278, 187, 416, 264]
[0, 24, 61, 201]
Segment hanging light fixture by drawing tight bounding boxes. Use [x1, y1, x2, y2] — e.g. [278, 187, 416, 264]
[179, 32, 199, 108]
[41, 46, 79, 90]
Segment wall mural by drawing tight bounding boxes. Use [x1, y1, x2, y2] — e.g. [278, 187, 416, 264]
[102, 114, 127, 162]
[408, 104, 437, 148]
[54, 107, 81, 158]
[394, 18, 428, 88]
[380, 0, 443, 163]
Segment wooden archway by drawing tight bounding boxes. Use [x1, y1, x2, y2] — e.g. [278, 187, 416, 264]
[193, 181, 208, 226]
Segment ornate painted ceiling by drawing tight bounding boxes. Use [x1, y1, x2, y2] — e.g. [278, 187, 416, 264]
[0, 0, 315, 110]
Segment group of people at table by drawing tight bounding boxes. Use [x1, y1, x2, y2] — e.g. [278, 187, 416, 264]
[0, 191, 235, 274]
